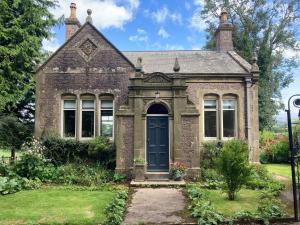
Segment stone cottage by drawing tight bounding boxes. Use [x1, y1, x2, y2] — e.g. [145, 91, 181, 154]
[34, 3, 260, 179]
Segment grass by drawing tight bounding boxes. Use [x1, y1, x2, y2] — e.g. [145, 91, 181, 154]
[0, 149, 23, 158]
[205, 189, 261, 217]
[264, 164, 291, 179]
[0, 186, 115, 225]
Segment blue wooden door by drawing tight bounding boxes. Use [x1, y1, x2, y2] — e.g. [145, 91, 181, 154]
[147, 116, 169, 171]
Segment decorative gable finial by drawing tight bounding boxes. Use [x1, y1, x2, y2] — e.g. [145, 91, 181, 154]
[251, 51, 259, 72]
[86, 9, 93, 24]
[173, 57, 180, 72]
[135, 57, 143, 72]
[220, 7, 228, 24]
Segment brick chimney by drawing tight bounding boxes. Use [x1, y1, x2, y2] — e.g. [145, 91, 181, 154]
[65, 3, 81, 40]
[215, 8, 233, 52]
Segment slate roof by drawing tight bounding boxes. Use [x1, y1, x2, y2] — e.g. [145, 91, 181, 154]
[122, 50, 251, 74]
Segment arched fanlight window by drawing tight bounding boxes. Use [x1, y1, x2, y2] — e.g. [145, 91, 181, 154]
[147, 104, 168, 114]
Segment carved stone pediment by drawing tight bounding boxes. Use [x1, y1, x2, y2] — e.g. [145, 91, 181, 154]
[144, 73, 171, 83]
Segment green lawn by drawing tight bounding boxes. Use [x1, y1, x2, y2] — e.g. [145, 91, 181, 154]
[0, 186, 115, 225]
[264, 164, 291, 179]
[206, 189, 261, 217]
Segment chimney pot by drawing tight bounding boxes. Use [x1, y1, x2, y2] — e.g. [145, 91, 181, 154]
[70, 3, 77, 19]
[65, 2, 81, 41]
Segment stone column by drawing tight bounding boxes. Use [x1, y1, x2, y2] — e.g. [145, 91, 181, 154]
[245, 77, 253, 161]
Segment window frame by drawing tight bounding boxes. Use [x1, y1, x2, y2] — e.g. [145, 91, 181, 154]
[203, 97, 219, 140]
[80, 98, 96, 140]
[61, 97, 77, 139]
[221, 97, 238, 140]
[99, 97, 114, 141]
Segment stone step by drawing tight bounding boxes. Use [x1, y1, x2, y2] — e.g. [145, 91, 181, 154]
[145, 172, 170, 181]
[130, 180, 186, 187]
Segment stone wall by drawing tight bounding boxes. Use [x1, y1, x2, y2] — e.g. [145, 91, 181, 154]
[35, 23, 134, 138]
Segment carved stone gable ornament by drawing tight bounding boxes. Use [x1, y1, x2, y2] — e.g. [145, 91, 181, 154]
[144, 73, 171, 83]
[79, 39, 97, 56]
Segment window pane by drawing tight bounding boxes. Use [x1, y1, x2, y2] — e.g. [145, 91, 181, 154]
[101, 121, 113, 137]
[64, 110, 75, 137]
[205, 111, 217, 137]
[82, 100, 94, 109]
[101, 100, 113, 109]
[82, 111, 94, 137]
[101, 110, 113, 137]
[223, 110, 235, 137]
[223, 100, 236, 109]
[204, 100, 217, 109]
[64, 100, 76, 109]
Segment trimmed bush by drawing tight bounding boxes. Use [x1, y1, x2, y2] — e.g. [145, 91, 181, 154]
[42, 134, 115, 168]
[217, 139, 251, 200]
[42, 134, 89, 165]
[87, 136, 116, 169]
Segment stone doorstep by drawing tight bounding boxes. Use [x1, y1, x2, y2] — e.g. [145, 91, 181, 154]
[130, 180, 186, 187]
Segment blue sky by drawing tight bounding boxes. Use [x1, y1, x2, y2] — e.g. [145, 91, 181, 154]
[43, 0, 300, 122]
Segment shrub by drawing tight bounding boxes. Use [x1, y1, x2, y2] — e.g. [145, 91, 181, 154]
[0, 177, 22, 195]
[104, 189, 128, 225]
[257, 191, 285, 224]
[42, 134, 115, 168]
[14, 153, 46, 180]
[259, 131, 290, 164]
[113, 173, 127, 183]
[42, 134, 89, 165]
[200, 168, 224, 189]
[217, 139, 251, 200]
[246, 164, 285, 194]
[201, 141, 223, 169]
[87, 136, 115, 168]
[270, 141, 290, 163]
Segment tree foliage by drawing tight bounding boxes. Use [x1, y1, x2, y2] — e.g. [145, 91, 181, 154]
[201, 0, 300, 130]
[0, 0, 60, 118]
[0, 115, 32, 158]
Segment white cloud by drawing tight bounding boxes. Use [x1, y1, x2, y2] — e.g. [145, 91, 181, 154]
[189, 10, 207, 32]
[129, 29, 148, 42]
[51, 0, 139, 29]
[146, 6, 182, 24]
[283, 48, 300, 59]
[193, 0, 205, 7]
[42, 36, 62, 52]
[158, 27, 170, 39]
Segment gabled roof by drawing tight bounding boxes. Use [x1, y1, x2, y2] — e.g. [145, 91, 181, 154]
[123, 50, 251, 74]
[35, 22, 135, 73]
[36, 21, 251, 75]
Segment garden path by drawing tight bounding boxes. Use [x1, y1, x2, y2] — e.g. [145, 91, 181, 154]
[123, 188, 186, 225]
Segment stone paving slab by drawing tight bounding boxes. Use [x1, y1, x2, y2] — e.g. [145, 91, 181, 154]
[123, 188, 186, 225]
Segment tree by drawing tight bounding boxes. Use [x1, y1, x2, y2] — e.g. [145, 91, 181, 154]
[0, 115, 32, 160]
[0, 0, 60, 117]
[217, 140, 251, 200]
[200, 0, 300, 130]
